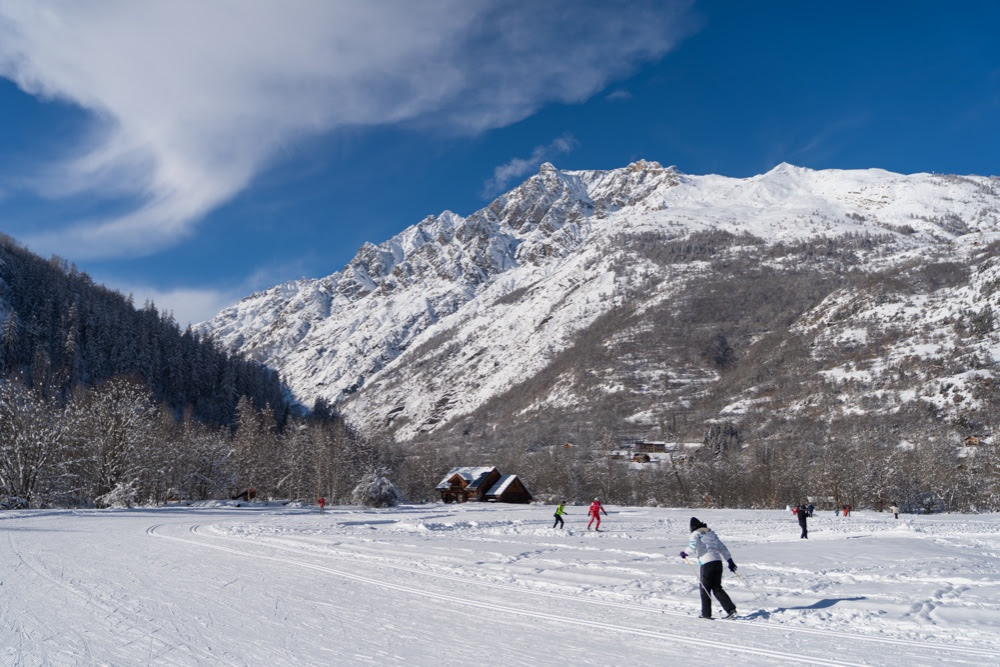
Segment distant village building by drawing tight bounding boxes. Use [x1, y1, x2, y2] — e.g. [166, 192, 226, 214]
[435, 467, 532, 504]
[635, 442, 668, 453]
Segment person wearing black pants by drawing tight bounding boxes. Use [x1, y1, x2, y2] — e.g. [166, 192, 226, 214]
[797, 504, 809, 539]
[553, 501, 566, 529]
[680, 517, 738, 619]
[698, 560, 736, 619]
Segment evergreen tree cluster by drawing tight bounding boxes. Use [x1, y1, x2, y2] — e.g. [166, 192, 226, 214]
[0, 233, 285, 426]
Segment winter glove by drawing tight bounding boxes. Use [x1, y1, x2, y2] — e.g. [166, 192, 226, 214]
[679, 551, 688, 559]
[727, 558, 737, 572]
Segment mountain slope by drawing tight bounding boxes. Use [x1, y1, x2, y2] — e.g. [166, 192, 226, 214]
[197, 162, 1000, 445]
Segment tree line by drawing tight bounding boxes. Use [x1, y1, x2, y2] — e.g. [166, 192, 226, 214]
[7, 363, 993, 512]
[423, 409, 999, 514]
[0, 374, 392, 509]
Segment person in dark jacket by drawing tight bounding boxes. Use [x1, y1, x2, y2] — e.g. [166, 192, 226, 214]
[797, 503, 809, 539]
[680, 517, 737, 619]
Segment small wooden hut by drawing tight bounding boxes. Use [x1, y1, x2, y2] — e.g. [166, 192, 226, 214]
[482, 475, 533, 504]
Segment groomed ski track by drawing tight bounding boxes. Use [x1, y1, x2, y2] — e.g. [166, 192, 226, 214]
[151, 523, 848, 666]
[150, 522, 1000, 667]
[179, 523, 1000, 662]
[3, 505, 999, 666]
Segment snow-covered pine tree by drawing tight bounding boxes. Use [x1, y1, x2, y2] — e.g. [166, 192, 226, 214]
[350, 473, 404, 507]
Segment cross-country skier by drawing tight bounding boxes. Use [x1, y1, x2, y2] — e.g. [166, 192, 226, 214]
[797, 503, 809, 539]
[553, 501, 567, 529]
[587, 498, 607, 531]
[680, 517, 738, 619]
[890, 503, 899, 519]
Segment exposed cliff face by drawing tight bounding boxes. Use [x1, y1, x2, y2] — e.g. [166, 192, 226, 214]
[197, 162, 1000, 443]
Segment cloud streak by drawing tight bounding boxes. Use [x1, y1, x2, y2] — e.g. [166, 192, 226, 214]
[118, 284, 240, 331]
[483, 135, 579, 196]
[0, 0, 695, 260]
[99, 256, 312, 329]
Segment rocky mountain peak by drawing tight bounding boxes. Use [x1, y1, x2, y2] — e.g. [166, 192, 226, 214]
[197, 161, 1000, 445]
[626, 159, 666, 172]
[538, 161, 558, 174]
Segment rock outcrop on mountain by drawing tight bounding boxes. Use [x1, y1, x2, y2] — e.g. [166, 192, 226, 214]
[197, 161, 1000, 447]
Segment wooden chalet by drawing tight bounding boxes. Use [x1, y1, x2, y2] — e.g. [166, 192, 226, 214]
[436, 467, 502, 503]
[435, 467, 532, 504]
[482, 475, 533, 504]
[635, 442, 667, 453]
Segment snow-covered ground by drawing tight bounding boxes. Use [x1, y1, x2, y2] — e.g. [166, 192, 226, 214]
[2, 503, 999, 666]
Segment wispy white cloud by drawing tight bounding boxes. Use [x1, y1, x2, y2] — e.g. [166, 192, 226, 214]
[483, 135, 580, 196]
[0, 0, 695, 260]
[101, 257, 308, 329]
[605, 89, 634, 102]
[118, 284, 239, 330]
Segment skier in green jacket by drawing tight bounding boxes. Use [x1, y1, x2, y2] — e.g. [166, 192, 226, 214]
[553, 501, 567, 529]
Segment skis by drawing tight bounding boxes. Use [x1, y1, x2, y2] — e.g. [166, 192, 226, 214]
[695, 610, 758, 620]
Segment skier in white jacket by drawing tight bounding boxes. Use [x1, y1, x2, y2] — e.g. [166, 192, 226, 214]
[680, 517, 737, 619]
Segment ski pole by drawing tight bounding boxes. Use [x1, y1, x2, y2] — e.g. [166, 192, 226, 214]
[732, 569, 769, 612]
[684, 557, 716, 611]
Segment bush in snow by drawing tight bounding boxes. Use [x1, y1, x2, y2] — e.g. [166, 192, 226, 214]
[0, 495, 29, 510]
[350, 474, 404, 508]
[95, 481, 140, 509]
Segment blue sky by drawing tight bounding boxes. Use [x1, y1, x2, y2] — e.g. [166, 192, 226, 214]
[0, 1, 998, 326]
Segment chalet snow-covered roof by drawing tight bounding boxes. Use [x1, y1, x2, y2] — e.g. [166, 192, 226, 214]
[435, 466, 497, 490]
[485, 474, 518, 497]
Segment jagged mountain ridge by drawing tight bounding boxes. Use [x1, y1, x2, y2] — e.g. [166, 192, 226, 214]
[197, 161, 1000, 443]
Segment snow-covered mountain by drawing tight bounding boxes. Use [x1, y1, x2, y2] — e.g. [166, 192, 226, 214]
[197, 161, 1000, 445]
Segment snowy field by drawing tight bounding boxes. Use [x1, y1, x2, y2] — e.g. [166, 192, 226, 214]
[2, 503, 1000, 666]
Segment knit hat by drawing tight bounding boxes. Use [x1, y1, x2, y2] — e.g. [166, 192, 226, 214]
[690, 517, 705, 531]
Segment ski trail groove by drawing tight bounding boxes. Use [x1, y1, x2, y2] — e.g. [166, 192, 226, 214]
[7, 525, 207, 665]
[185, 523, 1000, 662]
[150, 523, 866, 667]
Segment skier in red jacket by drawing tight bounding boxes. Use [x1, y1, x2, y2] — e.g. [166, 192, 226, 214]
[587, 498, 607, 531]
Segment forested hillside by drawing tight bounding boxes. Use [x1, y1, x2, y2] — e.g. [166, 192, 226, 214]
[0, 233, 285, 424]
[0, 234, 391, 509]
